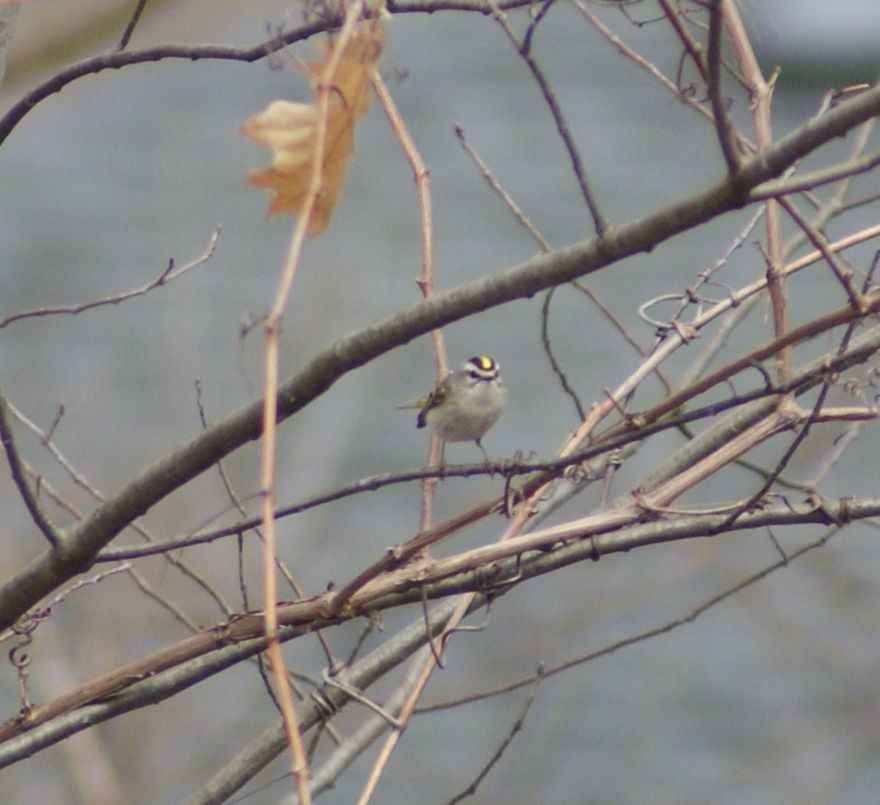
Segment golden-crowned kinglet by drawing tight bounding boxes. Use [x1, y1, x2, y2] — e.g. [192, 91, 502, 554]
[400, 356, 506, 461]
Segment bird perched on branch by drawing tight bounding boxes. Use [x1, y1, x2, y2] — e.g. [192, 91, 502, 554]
[399, 355, 506, 464]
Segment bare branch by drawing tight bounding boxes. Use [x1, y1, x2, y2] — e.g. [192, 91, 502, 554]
[751, 145, 880, 201]
[447, 670, 541, 803]
[5, 397, 236, 617]
[370, 65, 446, 530]
[778, 197, 865, 309]
[256, 11, 379, 801]
[454, 122, 551, 251]
[301, 659, 425, 800]
[656, 0, 707, 84]
[486, 0, 607, 235]
[117, 0, 150, 51]
[541, 288, 587, 421]
[0, 226, 221, 330]
[0, 393, 63, 549]
[706, 0, 742, 175]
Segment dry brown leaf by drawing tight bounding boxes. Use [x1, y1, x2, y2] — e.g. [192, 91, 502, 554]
[240, 21, 385, 236]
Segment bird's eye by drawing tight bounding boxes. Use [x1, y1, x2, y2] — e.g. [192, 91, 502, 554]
[468, 370, 480, 379]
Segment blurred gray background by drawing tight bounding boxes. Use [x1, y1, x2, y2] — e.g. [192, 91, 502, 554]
[1, 1, 880, 802]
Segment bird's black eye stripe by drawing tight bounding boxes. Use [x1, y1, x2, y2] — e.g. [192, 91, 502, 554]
[468, 370, 480, 379]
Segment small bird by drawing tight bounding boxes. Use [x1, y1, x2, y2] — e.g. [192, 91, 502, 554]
[399, 355, 507, 463]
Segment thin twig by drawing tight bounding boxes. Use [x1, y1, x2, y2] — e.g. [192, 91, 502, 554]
[647, 206, 765, 361]
[117, 0, 150, 51]
[777, 197, 865, 310]
[453, 123, 590, 419]
[446, 670, 542, 803]
[369, 66, 446, 532]
[656, 0, 707, 84]
[357, 59, 447, 790]
[722, 294, 869, 529]
[723, 0, 789, 384]
[297, 657, 426, 801]
[838, 188, 880, 216]
[486, 0, 607, 235]
[322, 670, 403, 728]
[706, 0, 741, 175]
[807, 424, 861, 489]
[0, 225, 221, 330]
[453, 122, 551, 251]
[540, 289, 587, 420]
[193, 381, 336, 705]
[574, 0, 720, 136]
[572, 266, 681, 440]
[193, 380, 308, 604]
[126, 568, 201, 633]
[753, 145, 880, 202]
[778, 95, 872, 253]
[571, 281, 648, 358]
[258, 10, 373, 802]
[0, 392, 62, 548]
[6, 399, 235, 616]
